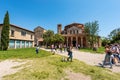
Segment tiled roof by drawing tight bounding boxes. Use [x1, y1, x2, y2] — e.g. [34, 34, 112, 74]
[0, 24, 34, 33]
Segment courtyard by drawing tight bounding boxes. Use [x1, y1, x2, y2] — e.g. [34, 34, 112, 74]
[0, 48, 120, 80]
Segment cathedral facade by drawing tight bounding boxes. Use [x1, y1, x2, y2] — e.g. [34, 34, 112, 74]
[57, 23, 101, 48]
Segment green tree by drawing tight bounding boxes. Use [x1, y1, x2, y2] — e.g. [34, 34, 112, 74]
[109, 28, 120, 43]
[54, 34, 64, 44]
[1, 11, 10, 50]
[43, 30, 65, 48]
[43, 30, 54, 47]
[112, 32, 120, 43]
[101, 37, 110, 46]
[84, 21, 99, 48]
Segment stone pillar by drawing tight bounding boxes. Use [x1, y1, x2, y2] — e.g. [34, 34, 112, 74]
[32, 41, 34, 47]
[25, 41, 26, 48]
[67, 37, 68, 47]
[14, 40, 16, 49]
[81, 37, 83, 48]
[20, 41, 22, 48]
[76, 36, 78, 45]
[28, 41, 30, 47]
[71, 37, 73, 46]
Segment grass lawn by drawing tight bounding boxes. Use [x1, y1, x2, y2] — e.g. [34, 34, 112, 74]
[0, 48, 51, 60]
[1, 48, 120, 80]
[80, 47, 105, 54]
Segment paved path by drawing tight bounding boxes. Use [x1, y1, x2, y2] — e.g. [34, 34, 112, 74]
[40, 48, 120, 73]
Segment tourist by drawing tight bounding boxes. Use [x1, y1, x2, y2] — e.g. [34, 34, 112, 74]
[112, 44, 120, 64]
[54, 45, 57, 52]
[76, 44, 78, 49]
[67, 46, 73, 62]
[51, 44, 54, 52]
[59, 44, 62, 53]
[102, 45, 113, 68]
[36, 46, 39, 54]
[63, 44, 67, 52]
[78, 44, 80, 49]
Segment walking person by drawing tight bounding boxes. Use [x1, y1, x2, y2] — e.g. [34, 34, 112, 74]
[102, 45, 113, 68]
[51, 44, 54, 52]
[63, 44, 67, 52]
[78, 44, 80, 49]
[54, 45, 57, 52]
[112, 44, 120, 64]
[59, 44, 62, 53]
[67, 46, 73, 62]
[36, 46, 39, 54]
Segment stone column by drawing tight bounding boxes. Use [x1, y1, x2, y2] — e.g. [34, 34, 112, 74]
[32, 40, 34, 47]
[14, 40, 16, 49]
[81, 37, 83, 48]
[20, 41, 22, 48]
[71, 37, 73, 46]
[25, 41, 26, 48]
[67, 37, 68, 47]
[28, 41, 30, 47]
[76, 36, 78, 45]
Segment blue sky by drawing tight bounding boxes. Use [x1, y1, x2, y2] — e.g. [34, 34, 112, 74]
[0, 0, 120, 37]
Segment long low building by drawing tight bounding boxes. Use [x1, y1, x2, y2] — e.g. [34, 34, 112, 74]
[0, 24, 34, 49]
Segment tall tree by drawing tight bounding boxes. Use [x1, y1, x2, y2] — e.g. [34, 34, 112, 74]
[101, 37, 110, 46]
[109, 28, 120, 43]
[43, 30, 65, 48]
[111, 32, 120, 43]
[43, 30, 54, 47]
[84, 21, 99, 48]
[54, 34, 64, 43]
[1, 11, 10, 50]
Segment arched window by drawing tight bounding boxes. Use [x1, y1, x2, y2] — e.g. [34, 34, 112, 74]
[77, 30, 78, 34]
[73, 30, 75, 34]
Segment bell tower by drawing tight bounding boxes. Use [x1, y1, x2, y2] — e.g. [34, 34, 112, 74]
[57, 24, 62, 34]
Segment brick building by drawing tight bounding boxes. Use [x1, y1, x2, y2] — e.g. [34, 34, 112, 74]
[57, 23, 101, 48]
[34, 26, 46, 46]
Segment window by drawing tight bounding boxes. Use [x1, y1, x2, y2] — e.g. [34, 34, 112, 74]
[31, 35, 33, 39]
[11, 30, 14, 37]
[77, 30, 78, 34]
[21, 31, 26, 36]
[73, 30, 75, 34]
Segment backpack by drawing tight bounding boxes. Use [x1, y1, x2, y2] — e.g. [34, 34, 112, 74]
[115, 46, 119, 54]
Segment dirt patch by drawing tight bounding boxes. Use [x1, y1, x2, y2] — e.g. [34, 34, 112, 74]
[0, 59, 30, 80]
[61, 70, 91, 80]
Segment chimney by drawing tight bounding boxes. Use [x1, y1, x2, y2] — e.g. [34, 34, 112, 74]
[57, 24, 62, 34]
